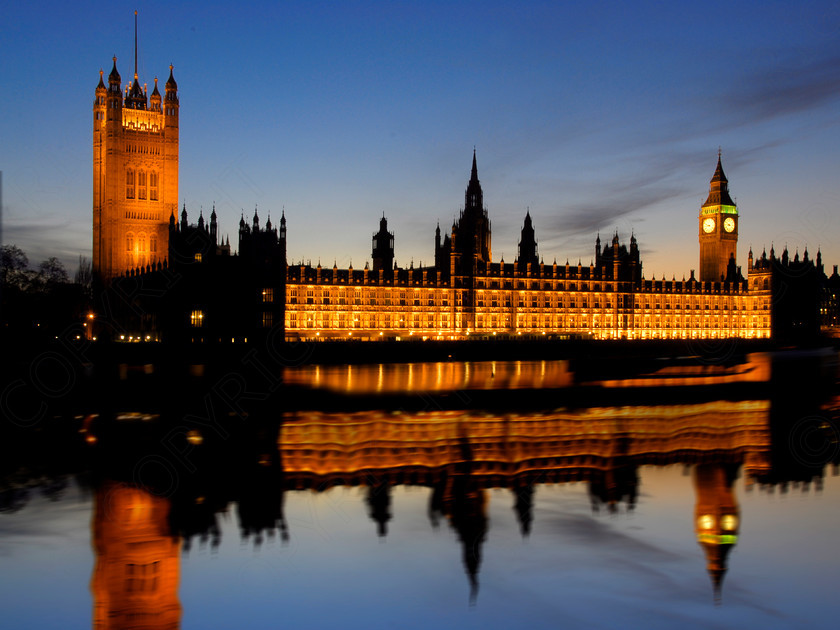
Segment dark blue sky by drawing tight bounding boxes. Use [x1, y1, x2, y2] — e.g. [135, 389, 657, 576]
[2, 1, 839, 277]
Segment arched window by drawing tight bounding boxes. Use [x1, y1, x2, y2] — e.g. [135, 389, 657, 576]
[126, 232, 135, 251]
[763, 278, 769, 290]
[149, 171, 158, 201]
[137, 170, 147, 199]
[138, 233, 146, 253]
[150, 234, 157, 253]
[126, 169, 135, 199]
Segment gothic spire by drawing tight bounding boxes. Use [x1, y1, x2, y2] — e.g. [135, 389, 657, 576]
[165, 65, 177, 92]
[703, 152, 736, 207]
[108, 56, 121, 87]
[464, 149, 484, 212]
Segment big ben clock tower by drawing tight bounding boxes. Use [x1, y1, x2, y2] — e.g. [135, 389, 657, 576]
[699, 153, 738, 282]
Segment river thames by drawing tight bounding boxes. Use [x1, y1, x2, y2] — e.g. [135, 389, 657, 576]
[1, 355, 838, 629]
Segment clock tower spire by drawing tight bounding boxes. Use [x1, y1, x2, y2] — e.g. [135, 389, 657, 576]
[699, 152, 738, 282]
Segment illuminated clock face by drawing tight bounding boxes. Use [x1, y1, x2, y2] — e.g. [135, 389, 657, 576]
[720, 514, 738, 531]
[723, 217, 736, 233]
[697, 514, 714, 530]
[702, 217, 716, 233]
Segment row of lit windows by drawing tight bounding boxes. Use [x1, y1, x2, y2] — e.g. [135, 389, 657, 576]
[286, 309, 768, 331]
[126, 232, 157, 253]
[126, 168, 159, 200]
[288, 284, 767, 307]
[286, 299, 767, 316]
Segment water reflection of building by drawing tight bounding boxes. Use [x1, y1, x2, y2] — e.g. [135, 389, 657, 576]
[91, 482, 181, 629]
[82, 392, 834, 608]
[279, 401, 771, 488]
[283, 360, 574, 393]
[282, 353, 775, 395]
[278, 401, 770, 600]
[693, 464, 740, 602]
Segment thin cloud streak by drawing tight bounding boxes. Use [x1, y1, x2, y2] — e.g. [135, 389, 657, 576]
[727, 53, 840, 124]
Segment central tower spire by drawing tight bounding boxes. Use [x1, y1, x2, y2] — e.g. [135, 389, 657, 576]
[464, 149, 483, 213]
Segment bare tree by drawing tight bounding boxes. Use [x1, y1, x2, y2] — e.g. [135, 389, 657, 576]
[38, 257, 69, 286]
[74, 255, 92, 288]
[1, 244, 33, 289]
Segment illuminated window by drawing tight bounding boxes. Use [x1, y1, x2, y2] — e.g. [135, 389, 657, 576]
[138, 170, 147, 199]
[194, 253, 202, 263]
[125, 561, 160, 593]
[262, 312, 273, 328]
[149, 171, 158, 201]
[190, 310, 204, 327]
[126, 169, 135, 199]
[262, 288, 274, 303]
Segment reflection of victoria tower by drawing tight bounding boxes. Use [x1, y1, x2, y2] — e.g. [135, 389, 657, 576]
[91, 482, 181, 629]
[93, 20, 178, 282]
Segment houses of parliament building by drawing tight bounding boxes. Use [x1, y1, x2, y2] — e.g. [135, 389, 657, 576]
[96, 49, 833, 344]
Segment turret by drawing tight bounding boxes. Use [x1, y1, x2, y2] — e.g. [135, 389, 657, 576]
[253, 207, 260, 232]
[149, 77, 161, 112]
[372, 214, 395, 273]
[164, 65, 179, 122]
[104, 57, 123, 123]
[108, 56, 122, 94]
[516, 210, 538, 266]
[209, 205, 217, 243]
[94, 69, 107, 99]
[279, 210, 287, 264]
[595, 233, 601, 266]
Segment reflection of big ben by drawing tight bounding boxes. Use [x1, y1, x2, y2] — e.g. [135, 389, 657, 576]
[699, 153, 738, 282]
[91, 482, 181, 629]
[693, 464, 740, 601]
